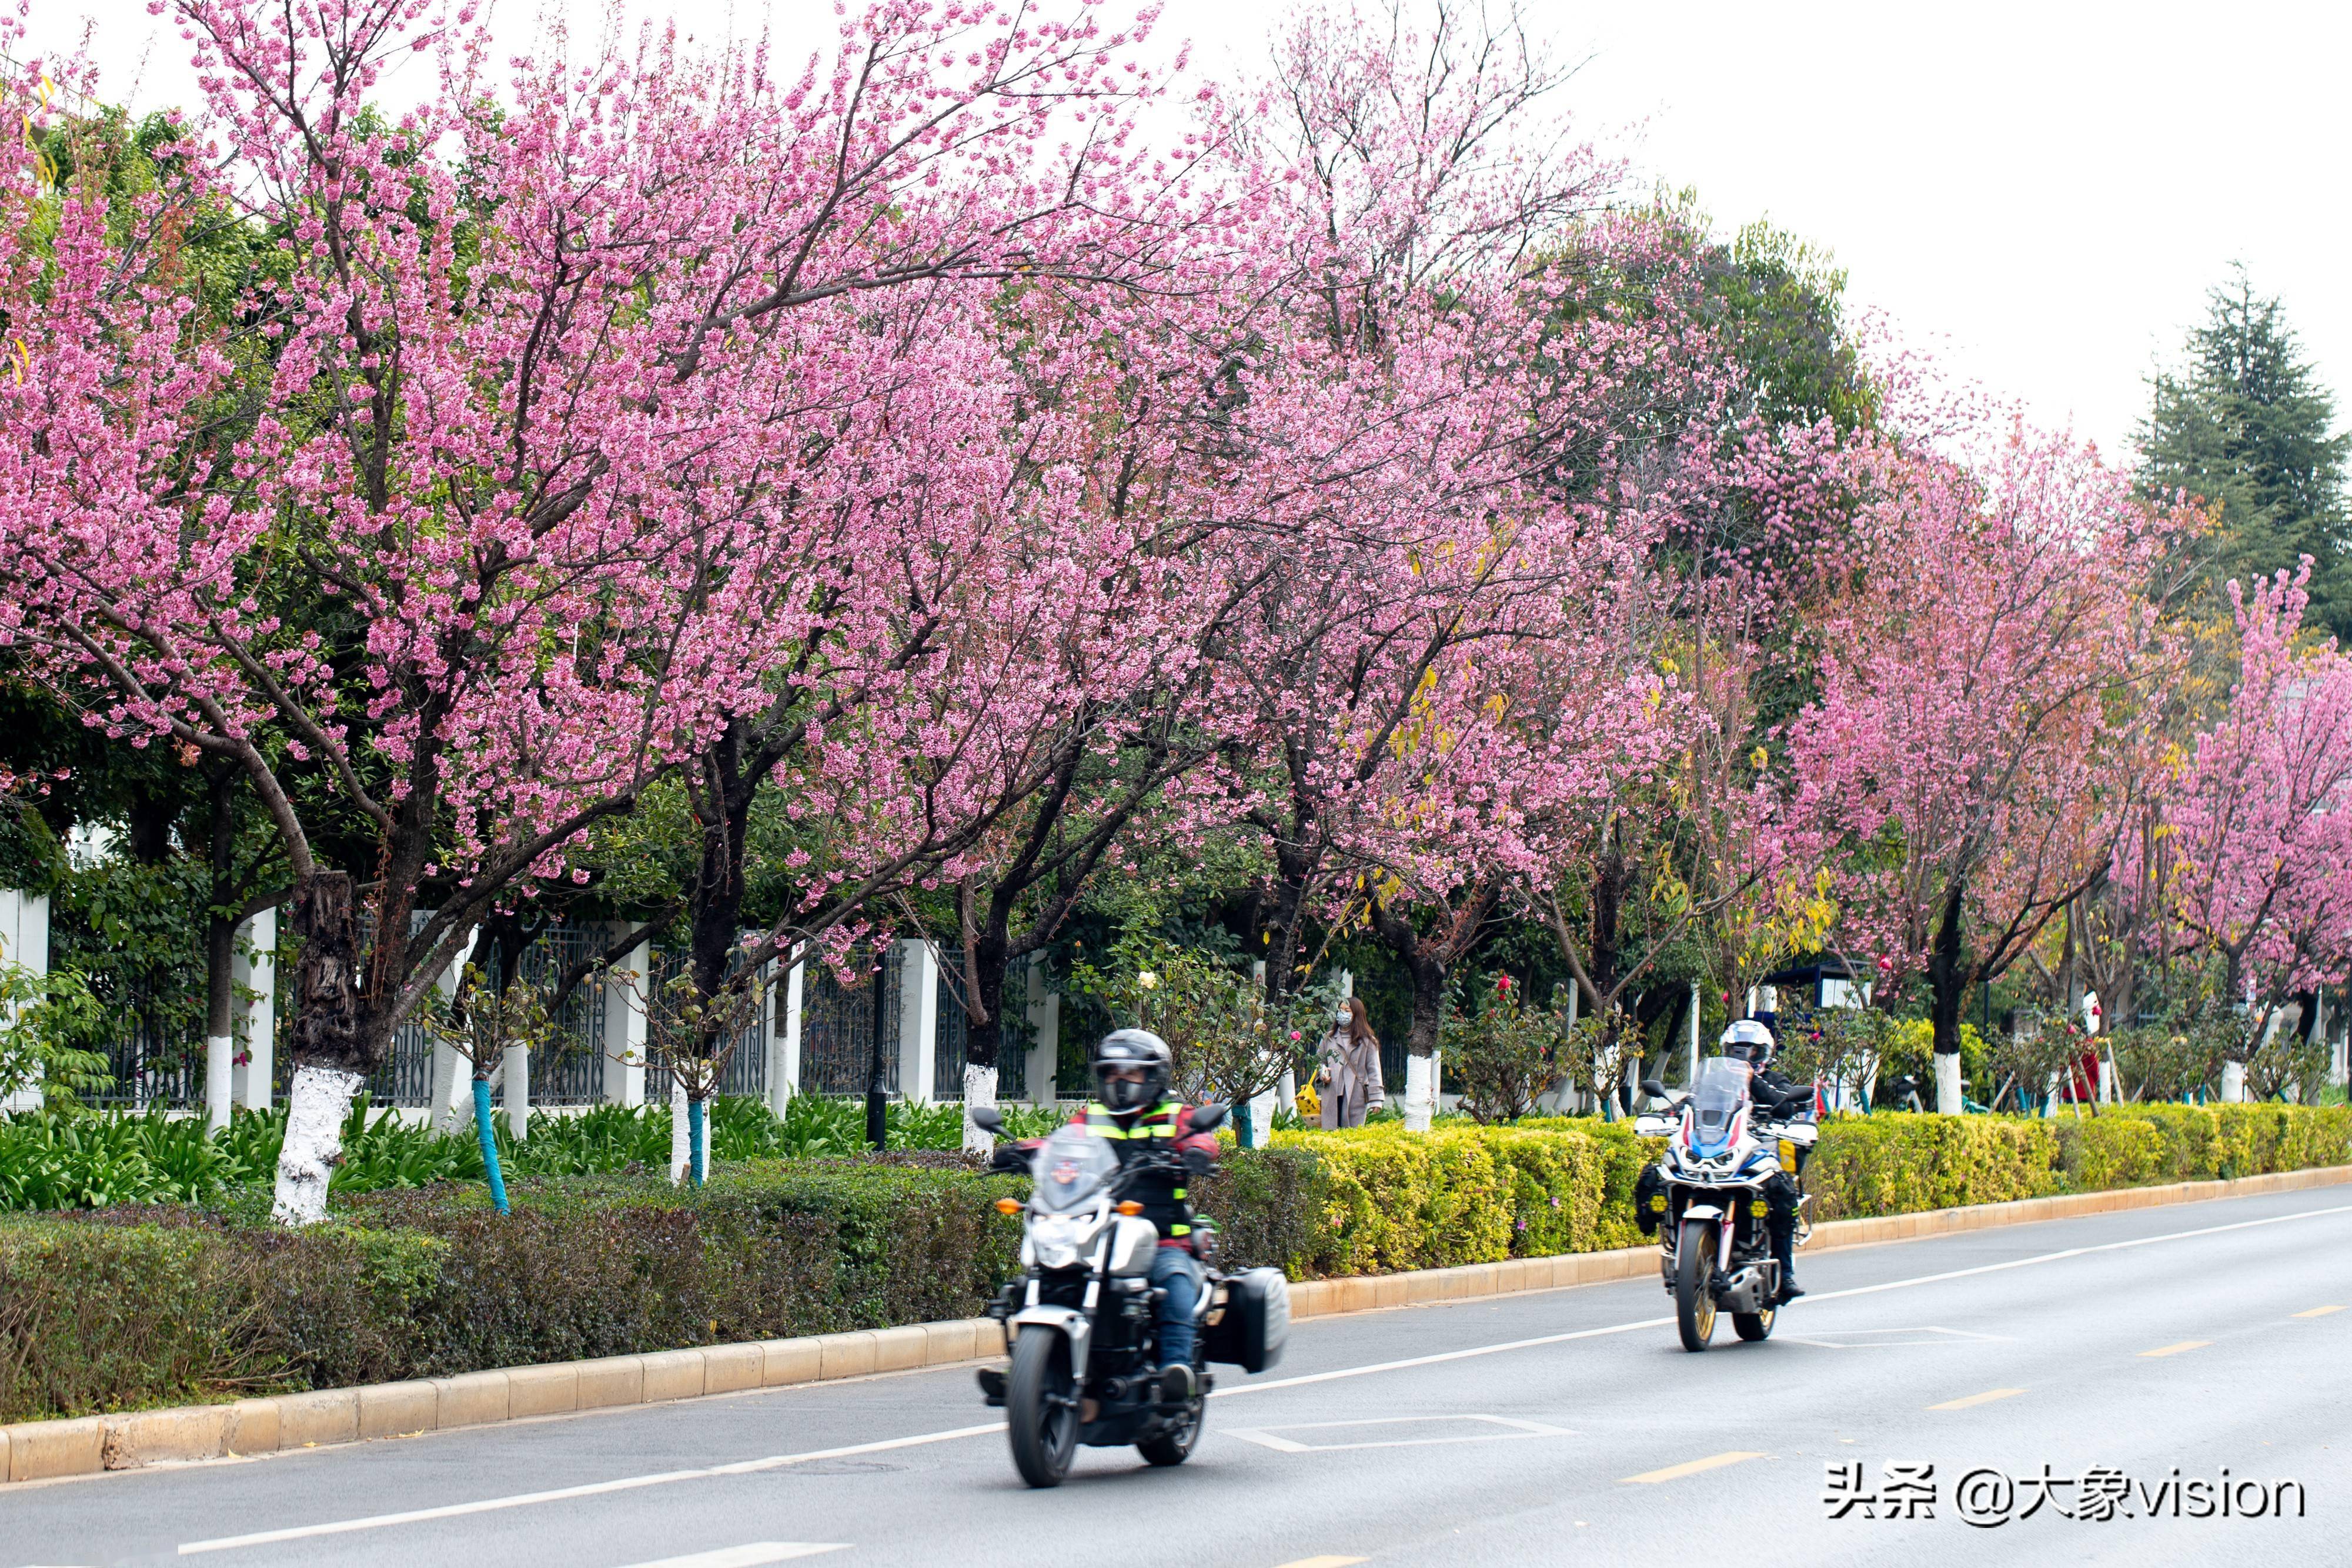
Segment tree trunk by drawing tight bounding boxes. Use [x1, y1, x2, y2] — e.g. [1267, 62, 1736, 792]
[1927, 881, 1968, 1113]
[274, 871, 366, 1224]
[866, 951, 891, 1151]
[960, 925, 1010, 1153]
[203, 768, 237, 1135]
[684, 722, 760, 1096]
[1369, 901, 1453, 1133]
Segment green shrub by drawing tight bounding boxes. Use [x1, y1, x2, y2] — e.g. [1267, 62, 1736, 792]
[1269, 1119, 1649, 1273]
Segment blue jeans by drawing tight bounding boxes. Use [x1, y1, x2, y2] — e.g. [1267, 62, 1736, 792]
[1148, 1245, 1201, 1367]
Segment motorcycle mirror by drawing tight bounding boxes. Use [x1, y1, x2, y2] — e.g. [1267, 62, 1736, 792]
[1190, 1102, 1229, 1134]
[1641, 1078, 1669, 1102]
[969, 1105, 1005, 1136]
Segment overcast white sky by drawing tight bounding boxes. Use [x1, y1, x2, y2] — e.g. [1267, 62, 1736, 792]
[37, 0, 2350, 460]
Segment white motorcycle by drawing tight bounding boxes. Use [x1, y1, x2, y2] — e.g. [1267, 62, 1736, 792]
[1634, 1057, 1817, 1351]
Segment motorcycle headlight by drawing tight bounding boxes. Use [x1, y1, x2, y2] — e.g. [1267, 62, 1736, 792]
[1030, 1212, 1098, 1272]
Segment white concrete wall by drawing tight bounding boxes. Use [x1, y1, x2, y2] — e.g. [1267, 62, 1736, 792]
[897, 939, 939, 1104]
[769, 954, 804, 1115]
[603, 932, 649, 1109]
[1024, 959, 1058, 1105]
[230, 908, 277, 1112]
[1, 889, 49, 1112]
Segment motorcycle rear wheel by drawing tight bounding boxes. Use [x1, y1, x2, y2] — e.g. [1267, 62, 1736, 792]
[1733, 1304, 1776, 1342]
[1675, 1218, 1718, 1352]
[1137, 1392, 1204, 1467]
[1007, 1328, 1081, 1488]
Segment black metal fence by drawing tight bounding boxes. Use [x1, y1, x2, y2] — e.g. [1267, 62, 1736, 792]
[933, 950, 968, 1101]
[505, 927, 607, 1106]
[800, 946, 901, 1096]
[87, 1014, 203, 1109]
[643, 945, 766, 1104]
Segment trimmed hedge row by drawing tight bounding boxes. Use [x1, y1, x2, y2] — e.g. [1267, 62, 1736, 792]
[0, 1148, 1318, 1425]
[2, 1105, 2344, 1423]
[1268, 1119, 1650, 1275]
[1801, 1104, 2352, 1222]
[1, 1156, 1023, 1424]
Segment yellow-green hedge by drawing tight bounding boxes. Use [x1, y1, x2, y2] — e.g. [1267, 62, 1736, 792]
[1266, 1105, 2351, 1276]
[1269, 1119, 1648, 1275]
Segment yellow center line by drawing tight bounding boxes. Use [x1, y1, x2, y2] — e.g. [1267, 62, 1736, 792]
[1274, 1559, 1368, 1568]
[2293, 1305, 2345, 1319]
[2139, 1340, 2212, 1358]
[1927, 1388, 2026, 1411]
[1622, 1450, 1767, 1485]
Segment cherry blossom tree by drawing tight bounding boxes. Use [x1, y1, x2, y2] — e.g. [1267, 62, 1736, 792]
[1786, 430, 2193, 1111]
[2136, 566, 2352, 1098]
[0, 0, 1194, 1218]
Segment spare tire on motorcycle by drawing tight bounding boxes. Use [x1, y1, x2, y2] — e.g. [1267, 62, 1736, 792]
[1202, 1266, 1290, 1372]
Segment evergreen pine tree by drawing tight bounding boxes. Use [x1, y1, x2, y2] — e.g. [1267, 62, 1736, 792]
[2139, 266, 2352, 637]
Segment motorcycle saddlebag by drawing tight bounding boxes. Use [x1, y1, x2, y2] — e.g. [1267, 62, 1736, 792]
[1203, 1267, 1290, 1373]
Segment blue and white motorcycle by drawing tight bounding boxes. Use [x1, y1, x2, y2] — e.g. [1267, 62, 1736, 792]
[1634, 1057, 1817, 1351]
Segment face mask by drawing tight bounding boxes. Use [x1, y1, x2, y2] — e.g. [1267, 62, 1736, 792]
[1335, 1009, 1351, 1025]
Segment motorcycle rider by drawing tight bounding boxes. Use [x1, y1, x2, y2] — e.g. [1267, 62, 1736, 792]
[1070, 1029, 1220, 1404]
[1720, 1018, 1810, 1303]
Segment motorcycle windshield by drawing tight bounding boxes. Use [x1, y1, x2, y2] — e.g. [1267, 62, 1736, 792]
[1689, 1057, 1752, 1156]
[1028, 1124, 1118, 1213]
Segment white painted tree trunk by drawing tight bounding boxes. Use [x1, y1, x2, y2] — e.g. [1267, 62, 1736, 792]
[272, 1065, 363, 1225]
[503, 1043, 530, 1144]
[1934, 1051, 1964, 1115]
[1402, 1052, 1437, 1132]
[2220, 1059, 2247, 1103]
[963, 1062, 999, 1154]
[669, 1078, 690, 1184]
[205, 1034, 233, 1134]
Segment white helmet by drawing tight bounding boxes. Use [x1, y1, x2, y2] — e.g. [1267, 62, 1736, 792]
[1719, 1019, 1775, 1069]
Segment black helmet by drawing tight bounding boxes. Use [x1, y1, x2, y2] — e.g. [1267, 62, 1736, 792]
[1719, 1018, 1775, 1069]
[1093, 1028, 1172, 1114]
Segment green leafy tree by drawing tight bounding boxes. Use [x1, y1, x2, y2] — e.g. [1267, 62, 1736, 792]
[1443, 974, 1562, 1124]
[2140, 268, 2352, 636]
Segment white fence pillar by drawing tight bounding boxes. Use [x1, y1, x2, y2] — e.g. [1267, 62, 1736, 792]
[898, 939, 938, 1104]
[503, 1042, 529, 1141]
[1688, 979, 1700, 1086]
[426, 927, 473, 1132]
[604, 933, 649, 1109]
[769, 954, 803, 1117]
[1, 890, 49, 1112]
[231, 907, 277, 1114]
[2316, 990, 2343, 1088]
[1024, 961, 1058, 1105]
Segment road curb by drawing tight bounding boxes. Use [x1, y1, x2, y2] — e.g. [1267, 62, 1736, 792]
[8, 1160, 2347, 1483]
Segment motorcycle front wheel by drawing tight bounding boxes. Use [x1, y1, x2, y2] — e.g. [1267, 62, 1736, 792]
[1007, 1328, 1081, 1487]
[1675, 1218, 1718, 1352]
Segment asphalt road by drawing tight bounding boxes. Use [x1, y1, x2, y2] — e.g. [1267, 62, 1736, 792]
[11, 1183, 2350, 1568]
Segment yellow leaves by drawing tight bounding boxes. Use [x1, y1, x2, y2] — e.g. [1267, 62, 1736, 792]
[1750, 745, 1770, 771]
[22, 76, 57, 191]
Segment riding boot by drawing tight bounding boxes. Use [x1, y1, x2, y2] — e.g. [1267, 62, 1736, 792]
[1158, 1362, 1197, 1404]
[1770, 1223, 1805, 1303]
